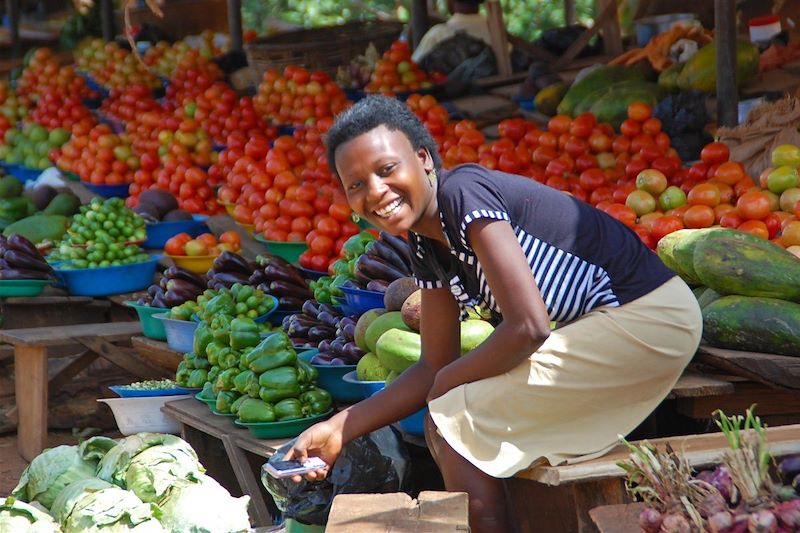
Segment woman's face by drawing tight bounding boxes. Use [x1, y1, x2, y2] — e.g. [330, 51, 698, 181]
[335, 125, 435, 235]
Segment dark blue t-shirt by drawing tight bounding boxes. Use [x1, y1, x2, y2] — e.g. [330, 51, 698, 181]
[410, 164, 675, 322]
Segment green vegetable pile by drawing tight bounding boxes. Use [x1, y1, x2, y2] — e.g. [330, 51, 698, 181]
[52, 241, 151, 269]
[64, 197, 147, 246]
[118, 379, 179, 391]
[179, 287, 332, 425]
[328, 231, 376, 282]
[195, 283, 275, 321]
[308, 275, 343, 305]
[168, 301, 199, 321]
[8, 432, 251, 533]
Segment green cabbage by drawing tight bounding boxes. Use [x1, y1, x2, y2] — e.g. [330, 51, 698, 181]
[0, 496, 61, 532]
[96, 433, 204, 502]
[11, 436, 119, 510]
[157, 474, 250, 533]
[50, 478, 164, 533]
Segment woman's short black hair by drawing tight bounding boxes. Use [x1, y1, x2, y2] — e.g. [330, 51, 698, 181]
[325, 95, 443, 178]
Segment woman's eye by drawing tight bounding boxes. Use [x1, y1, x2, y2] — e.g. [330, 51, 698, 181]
[348, 181, 362, 191]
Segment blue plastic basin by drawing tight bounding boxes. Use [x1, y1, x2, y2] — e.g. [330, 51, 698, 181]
[55, 256, 160, 297]
[153, 313, 198, 353]
[367, 379, 427, 436]
[340, 286, 385, 314]
[143, 215, 209, 249]
[299, 349, 360, 403]
[7, 164, 43, 183]
[83, 182, 131, 199]
[342, 370, 385, 402]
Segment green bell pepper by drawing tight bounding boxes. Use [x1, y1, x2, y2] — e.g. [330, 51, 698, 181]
[300, 387, 332, 415]
[175, 360, 190, 386]
[205, 292, 235, 317]
[207, 365, 220, 385]
[330, 259, 351, 277]
[205, 341, 227, 366]
[296, 359, 318, 385]
[213, 368, 240, 394]
[230, 317, 261, 350]
[218, 347, 240, 370]
[249, 348, 297, 374]
[215, 390, 240, 413]
[187, 368, 208, 389]
[237, 398, 276, 423]
[211, 315, 232, 345]
[185, 354, 210, 370]
[258, 366, 302, 403]
[230, 394, 247, 417]
[342, 231, 375, 259]
[275, 398, 304, 421]
[232, 283, 255, 303]
[233, 370, 258, 395]
[193, 323, 214, 358]
[259, 331, 292, 352]
[198, 381, 216, 401]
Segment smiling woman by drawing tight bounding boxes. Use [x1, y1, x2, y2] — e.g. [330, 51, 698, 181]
[283, 95, 703, 533]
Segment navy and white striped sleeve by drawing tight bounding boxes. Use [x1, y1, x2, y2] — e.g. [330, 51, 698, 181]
[409, 232, 445, 289]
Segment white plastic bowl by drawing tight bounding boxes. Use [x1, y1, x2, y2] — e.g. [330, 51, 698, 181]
[97, 395, 191, 435]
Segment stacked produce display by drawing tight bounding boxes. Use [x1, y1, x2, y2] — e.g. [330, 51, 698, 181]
[0, 234, 53, 280]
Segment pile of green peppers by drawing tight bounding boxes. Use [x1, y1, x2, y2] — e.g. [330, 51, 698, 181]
[328, 231, 375, 283]
[175, 295, 333, 426]
[195, 284, 276, 323]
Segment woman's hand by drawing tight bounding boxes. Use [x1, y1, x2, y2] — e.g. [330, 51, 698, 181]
[282, 420, 344, 483]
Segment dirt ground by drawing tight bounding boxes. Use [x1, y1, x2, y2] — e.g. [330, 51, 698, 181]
[0, 430, 81, 495]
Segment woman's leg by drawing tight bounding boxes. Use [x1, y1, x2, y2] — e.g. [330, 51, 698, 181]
[424, 415, 513, 533]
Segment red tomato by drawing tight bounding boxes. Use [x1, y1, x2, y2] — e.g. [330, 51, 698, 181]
[700, 142, 730, 165]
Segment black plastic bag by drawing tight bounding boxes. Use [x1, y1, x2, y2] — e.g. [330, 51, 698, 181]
[261, 426, 411, 526]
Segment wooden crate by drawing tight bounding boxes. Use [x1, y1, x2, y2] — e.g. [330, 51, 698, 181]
[119, 0, 228, 40]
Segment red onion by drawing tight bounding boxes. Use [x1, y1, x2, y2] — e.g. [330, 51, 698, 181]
[774, 500, 800, 529]
[748, 510, 778, 533]
[708, 511, 734, 533]
[639, 507, 663, 533]
[660, 513, 691, 533]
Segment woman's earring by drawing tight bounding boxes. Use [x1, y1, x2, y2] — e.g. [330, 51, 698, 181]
[427, 169, 437, 186]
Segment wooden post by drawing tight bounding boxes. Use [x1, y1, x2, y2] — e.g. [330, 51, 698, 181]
[15, 345, 48, 461]
[227, 0, 243, 52]
[5, 0, 20, 56]
[486, 0, 512, 77]
[565, 0, 577, 25]
[715, 0, 739, 127]
[410, 0, 429, 50]
[100, 0, 114, 41]
[596, 0, 623, 56]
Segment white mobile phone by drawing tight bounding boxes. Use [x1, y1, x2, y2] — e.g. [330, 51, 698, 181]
[264, 457, 328, 478]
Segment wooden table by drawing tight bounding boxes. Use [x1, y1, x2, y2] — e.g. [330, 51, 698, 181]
[162, 397, 289, 528]
[0, 321, 169, 461]
[589, 503, 644, 533]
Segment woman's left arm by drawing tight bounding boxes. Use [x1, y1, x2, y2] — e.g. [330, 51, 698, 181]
[428, 218, 552, 401]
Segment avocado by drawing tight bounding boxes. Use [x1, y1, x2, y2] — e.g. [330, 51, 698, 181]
[139, 188, 178, 218]
[31, 185, 59, 211]
[43, 192, 81, 216]
[162, 209, 193, 221]
[0, 175, 23, 199]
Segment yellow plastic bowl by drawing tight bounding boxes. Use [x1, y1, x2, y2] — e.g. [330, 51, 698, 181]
[166, 254, 216, 274]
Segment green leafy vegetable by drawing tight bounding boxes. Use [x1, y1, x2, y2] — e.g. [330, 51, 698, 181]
[157, 474, 250, 533]
[0, 496, 61, 532]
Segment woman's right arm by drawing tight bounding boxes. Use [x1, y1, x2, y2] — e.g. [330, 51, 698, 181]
[283, 287, 461, 477]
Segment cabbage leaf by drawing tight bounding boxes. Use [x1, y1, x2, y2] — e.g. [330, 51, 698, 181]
[12, 445, 97, 510]
[158, 474, 250, 533]
[0, 496, 61, 532]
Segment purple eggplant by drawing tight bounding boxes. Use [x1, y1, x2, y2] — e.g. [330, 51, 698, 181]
[7, 234, 41, 258]
[317, 339, 333, 353]
[342, 341, 365, 361]
[269, 279, 312, 300]
[317, 303, 342, 318]
[3, 250, 52, 272]
[311, 353, 334, 365]
[164, 266, 207, 287]
[302, 299, 320, 318]
[353, 269, 372, 288]
[366, 240, 411, 274]
[329, 357, 347, 366]
[166, 278, 203, 294]
[257, 253, 292, 268]
[287, 319, 313, 338]
[317, 311, 340, 329]
[379, 231, 412, 267]
[213, 251, 252, 275]
[308, 325, 336, 341]
[0, 268, 49, 280]
[291, 338, 317, 348]
[248, 270, 268, 286]
[278, 296, 306, 310]
[151, 294, 169, 308]
[357, 253, 407, 283]
[366, 279, 389, 293]
[211, 271, 251, 287]
[264, 263, 307, 287]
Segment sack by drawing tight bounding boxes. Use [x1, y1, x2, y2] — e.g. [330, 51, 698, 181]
[417, 30, 495, 76]
[261, 426, 411, 526]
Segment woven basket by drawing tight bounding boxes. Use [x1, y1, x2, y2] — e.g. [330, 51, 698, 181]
[245, 20, 404, 81]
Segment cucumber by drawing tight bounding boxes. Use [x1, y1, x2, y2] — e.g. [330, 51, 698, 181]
[702, 296, 800, 356]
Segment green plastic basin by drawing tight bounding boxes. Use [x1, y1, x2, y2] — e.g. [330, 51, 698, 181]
[124, 301, 167, 341]
[0, 279, 52, 297]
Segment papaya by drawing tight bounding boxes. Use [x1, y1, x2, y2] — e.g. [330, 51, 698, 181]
[460, 319, 494, 354]
[656, 228, 696, 277]
[588, 81, 662, 128]
[677, 40, 760, 93]
[658, 63, 681, 92]
[364, 311, 409, 353]
[43, 192, 81, 216]
[696, 287, 721, 309]
[3, 214, 69, 243]
[534, 82, 568, 116]
[672, 227, 728, 285]
[693, 232, 800, 301]
[556, 65, 644, 116]
[375, 328, 422, 373]
[702, 296, 800, 356]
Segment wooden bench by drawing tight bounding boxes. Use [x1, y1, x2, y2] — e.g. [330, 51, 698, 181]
[0, 321, 170, 461]
[508, 424, 800, 533]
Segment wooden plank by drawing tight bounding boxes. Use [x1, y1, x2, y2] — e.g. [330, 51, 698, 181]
[15, 345, 47, 461]
[2, 296, 95, 305]
[227, 0, 243, 51]
[486, 1, 512, 77]
[73, 336, 172, 380]
[596, 0, 622, 57]
[554, 0, 618, 70]
[409, 0, 429, 49]
[676, 383, 800, 419]
[573, 479, 626, 533]
[48, 350, 97, 395]
[666, 370, 734, 399]
[326, 492, 469, 532]
[515, 424, 800, 486]
[589, 503, 645, 533]
[695, 345, 800, 390]
[0, 321, 141, 347]
[221, 434, 273, 527]
[715, 0, 738, 126]
[131, 336, 182, 373]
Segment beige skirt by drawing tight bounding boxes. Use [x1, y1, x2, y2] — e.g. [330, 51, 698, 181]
[428, 276, 703, 478]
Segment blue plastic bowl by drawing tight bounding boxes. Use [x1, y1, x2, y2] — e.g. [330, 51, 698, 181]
[342, 370, 385, 401]
[55, 256, 160, 297]
[268, 308, 301, 326]
[109, 385, 196, 397]
[299, 349, 360, 403]
[143, 215, 209, 249]
[367, 381, 427, 436]
[296, 266, 328, 281]
[253, 295, 279, 323]
[153, 313, 198, 353]
[83, 181, 131, 198]
[7, 164, 43, 183]
[340, 286, 385, 313]
[332, 296, 358, 317]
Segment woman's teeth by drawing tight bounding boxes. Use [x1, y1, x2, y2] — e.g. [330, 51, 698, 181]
[375, 198, 403, 218]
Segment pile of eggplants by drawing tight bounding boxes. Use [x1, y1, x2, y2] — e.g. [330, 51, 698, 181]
[206, 251, 256, 289]
[137, 266, 207, 308]
[249, 254, 313, 310]
[0, 234, 53, 280]
[350, 232, 413, 293]
[283, 300, 365, 365]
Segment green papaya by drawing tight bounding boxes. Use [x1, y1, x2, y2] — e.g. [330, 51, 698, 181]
[655, 228, 696, 277]
[696, 287, 722, 309]
[534, 82, 568, 116]
[375, 328, 421, 373]
[677, 40, 760, 93]
[693, 232, 800, 301]
[557, 65, 644, 116]
[460, 319, 494, 354]
[364, 311, 409, 353]
[658, 63, 681, 92]
[588, 81, 662, 128]
[702, 296, 800, 356]
[0, 175, 23, 199]
[2, 214, 69, 243]
[43, 192, 81, 216]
